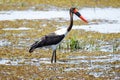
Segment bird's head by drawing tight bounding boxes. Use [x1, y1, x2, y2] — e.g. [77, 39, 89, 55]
[70, 7, 88, 23]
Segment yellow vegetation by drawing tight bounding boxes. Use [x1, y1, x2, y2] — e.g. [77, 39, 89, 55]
[0, 0, 120, 10]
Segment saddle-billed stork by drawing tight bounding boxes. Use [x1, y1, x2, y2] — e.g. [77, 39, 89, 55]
[29, 7, 88, 63]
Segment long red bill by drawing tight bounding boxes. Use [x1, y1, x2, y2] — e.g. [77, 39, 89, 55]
[80, 15, 88, 23]
[74, 9, 88, 23]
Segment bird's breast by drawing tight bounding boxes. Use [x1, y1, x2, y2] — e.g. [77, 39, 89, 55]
[55, 28, 68, 36]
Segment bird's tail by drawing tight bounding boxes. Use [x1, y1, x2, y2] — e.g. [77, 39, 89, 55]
[29, 41, 39, 53]
[29, 47, 35, 53]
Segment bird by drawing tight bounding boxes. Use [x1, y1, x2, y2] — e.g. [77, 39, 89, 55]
[29, 7, 88, 63]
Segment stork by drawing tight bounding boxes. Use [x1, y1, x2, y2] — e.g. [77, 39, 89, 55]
[29, 7, 88, 63]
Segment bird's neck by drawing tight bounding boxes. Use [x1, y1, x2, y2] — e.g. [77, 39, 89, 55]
[67, 12, 73, 32]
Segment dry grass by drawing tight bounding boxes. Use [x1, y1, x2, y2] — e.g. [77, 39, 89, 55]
[0, 0, 120, 10]
[0, 0, 120, 80]
[0, 64, 89, 80]
[0, 63, 112, 80]
[0, 19, 119, 58]
[0, 7, 120, 79]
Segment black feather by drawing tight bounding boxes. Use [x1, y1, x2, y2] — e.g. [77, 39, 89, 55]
[29, 33, 65, 53]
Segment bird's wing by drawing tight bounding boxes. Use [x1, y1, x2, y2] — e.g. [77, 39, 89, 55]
[42, 33, 65, 46]
[29, 33, 65, 52]
[33, 33, 65, 48]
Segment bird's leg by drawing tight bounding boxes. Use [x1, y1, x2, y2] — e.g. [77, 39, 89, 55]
[51, 50, 55, 63]
[54, 50, 56, 63]
[51, 50, 56, 63]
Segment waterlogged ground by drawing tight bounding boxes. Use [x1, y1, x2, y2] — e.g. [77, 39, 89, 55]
[0, 6, 120, 79]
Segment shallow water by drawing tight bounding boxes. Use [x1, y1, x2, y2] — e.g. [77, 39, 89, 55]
[0, 8, 120, 33]
[2, 27, 32, 31]
[73, 24, 120, 33]
[0, 53, 120, 77]
[0, 39, 11, 47]
[0, 8, 120, 21]
[0, 7, 120, 79]
[62, 54, 120, 78]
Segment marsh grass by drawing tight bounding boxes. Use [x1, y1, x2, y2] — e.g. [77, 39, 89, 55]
[0, 0, 120, 10]
[0, 64, 100, 80]
[0, 18, 120, 79]
[0, 0, 120, 79]
[0, 19, 120, 53]
[58, 29, 120, 52]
